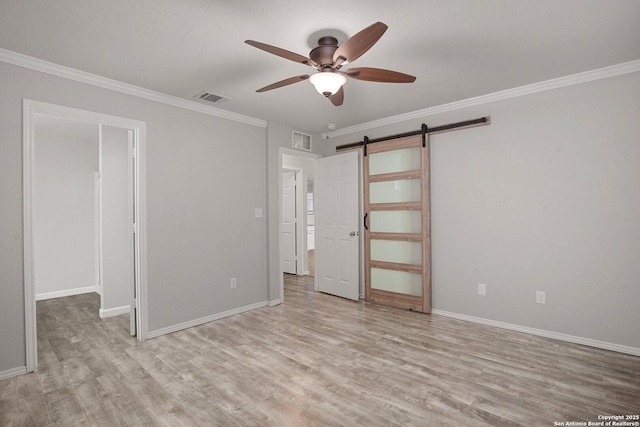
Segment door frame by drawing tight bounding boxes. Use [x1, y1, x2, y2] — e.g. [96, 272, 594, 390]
[23, 99, 148, 372]
[278, 148, 322, 300]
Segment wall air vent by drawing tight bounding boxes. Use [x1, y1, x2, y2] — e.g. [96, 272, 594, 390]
[292, 131, 312, 151]
[194, 91, 230, 105]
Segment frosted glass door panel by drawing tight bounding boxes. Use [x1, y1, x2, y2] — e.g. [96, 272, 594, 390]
[369, 147, 421, 175]
[369, 179, 421, 204]
[371, 268, 422, 296]
[370, 240, 422, 265]
[370, 210, 421, 233]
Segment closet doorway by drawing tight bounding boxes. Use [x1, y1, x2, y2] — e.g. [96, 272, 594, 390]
[23, 100, 148, 372]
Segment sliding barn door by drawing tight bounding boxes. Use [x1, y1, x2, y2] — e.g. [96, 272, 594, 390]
[364, 134, 431, 312]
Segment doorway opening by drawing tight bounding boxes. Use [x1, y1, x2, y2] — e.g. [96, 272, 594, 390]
[23, 100, 148, 373]
[281, 154, 317, 277]
[279, 149, 321, 296]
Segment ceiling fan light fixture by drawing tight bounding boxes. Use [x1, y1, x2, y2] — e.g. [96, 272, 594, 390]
[309, 72, 346, 96]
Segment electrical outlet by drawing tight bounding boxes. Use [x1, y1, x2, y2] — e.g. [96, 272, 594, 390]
[478, 283, 487, 296]
[536, 291, 546, 304]
[230, 278, 237, 289]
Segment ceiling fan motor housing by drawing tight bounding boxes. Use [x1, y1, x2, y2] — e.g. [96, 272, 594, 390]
[310, 36, 339, 68]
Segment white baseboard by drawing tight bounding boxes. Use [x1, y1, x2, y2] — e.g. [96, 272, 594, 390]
[0, 366, 27, 381]
[431, 309, 640, 357]
[36, 285, 98, 301]
[268, 299, 283, 307]
[147, 301, 268, 339]
[99, 305, 130, 319]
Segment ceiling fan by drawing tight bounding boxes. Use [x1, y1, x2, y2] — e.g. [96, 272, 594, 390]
[245, 22, 416, 106]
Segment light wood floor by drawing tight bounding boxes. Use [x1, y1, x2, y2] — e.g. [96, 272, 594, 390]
[1, 276, 639, 426]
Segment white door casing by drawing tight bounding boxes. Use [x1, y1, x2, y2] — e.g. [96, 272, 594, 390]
[281, 171, 297, 274]
[316, 151, 360, 301]
[128, 130, 137, 336]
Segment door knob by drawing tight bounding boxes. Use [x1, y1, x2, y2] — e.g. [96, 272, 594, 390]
[349, 231, 358, 236]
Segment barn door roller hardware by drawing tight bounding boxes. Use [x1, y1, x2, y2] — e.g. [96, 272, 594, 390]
[337, 116, 490, 154]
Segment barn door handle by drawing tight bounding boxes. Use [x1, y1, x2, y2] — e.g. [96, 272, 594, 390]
[363, 212, 369, 230]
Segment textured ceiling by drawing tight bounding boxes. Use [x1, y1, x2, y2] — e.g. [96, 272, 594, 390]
[2, 0, 639, 134]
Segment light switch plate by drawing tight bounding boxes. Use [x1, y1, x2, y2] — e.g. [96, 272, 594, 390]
[478, 283, 487, 296]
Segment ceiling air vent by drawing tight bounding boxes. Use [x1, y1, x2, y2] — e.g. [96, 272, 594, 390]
[194, 91, 230, 105]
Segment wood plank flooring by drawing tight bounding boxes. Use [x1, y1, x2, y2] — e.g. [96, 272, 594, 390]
[1, 275, 639, 426]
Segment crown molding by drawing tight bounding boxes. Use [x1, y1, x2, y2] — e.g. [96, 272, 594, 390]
[3, 47, 637, 135]
[323, 59, 640, 139]
[0, 48, 268, 129]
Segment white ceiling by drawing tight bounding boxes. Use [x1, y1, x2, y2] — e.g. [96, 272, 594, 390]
[2, 0, 639, 134]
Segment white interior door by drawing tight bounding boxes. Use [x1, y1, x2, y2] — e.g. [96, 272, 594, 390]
[316, 151, 360, 300]
[282, 170, 297, 274]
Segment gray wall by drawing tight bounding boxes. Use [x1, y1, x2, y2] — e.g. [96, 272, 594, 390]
[34, 118, 98, 297]
[0, 60, 268, 372]
[325, 72, 640, 349]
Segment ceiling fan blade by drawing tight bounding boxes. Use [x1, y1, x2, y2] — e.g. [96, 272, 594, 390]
[332, 22, 388, 66]
[330, 87, 344, 106]
[256, 74, 310, 93]
[343, 67, 416, 83]
[245, 40, 318, 68]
